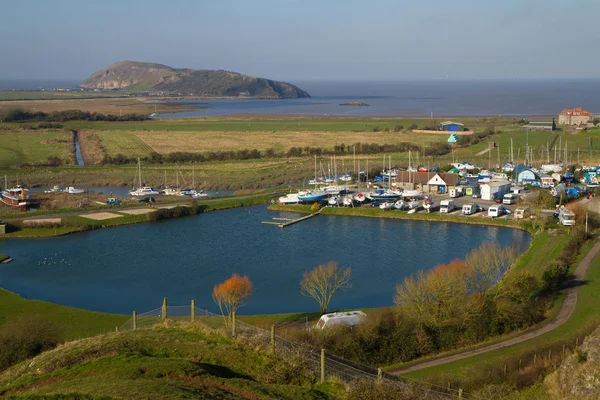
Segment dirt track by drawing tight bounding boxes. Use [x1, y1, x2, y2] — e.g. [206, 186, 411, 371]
[391, 237, 600, 375]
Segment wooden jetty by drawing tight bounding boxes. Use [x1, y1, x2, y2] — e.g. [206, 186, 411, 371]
[262, 209, 322, 228]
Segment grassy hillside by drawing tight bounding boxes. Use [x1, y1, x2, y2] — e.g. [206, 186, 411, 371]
[0, 326, 337, 399]
[0, 289, 127, 340]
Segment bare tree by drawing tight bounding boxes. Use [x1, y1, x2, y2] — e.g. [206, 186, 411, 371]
[300, 262, 352, 314]
[465, 242, 517, 295]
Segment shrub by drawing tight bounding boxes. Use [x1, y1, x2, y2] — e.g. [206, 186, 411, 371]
[0, 315, 62, 371]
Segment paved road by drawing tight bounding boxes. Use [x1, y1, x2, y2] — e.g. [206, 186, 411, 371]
[391, 236, 600, 375]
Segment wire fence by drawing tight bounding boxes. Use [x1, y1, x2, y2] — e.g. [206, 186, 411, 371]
[116, 301, 464, 399]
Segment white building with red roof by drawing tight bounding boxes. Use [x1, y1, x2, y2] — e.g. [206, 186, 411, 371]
[558, 107, 592, 126]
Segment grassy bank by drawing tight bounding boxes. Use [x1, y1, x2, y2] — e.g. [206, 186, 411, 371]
[0, 289, 127, 340]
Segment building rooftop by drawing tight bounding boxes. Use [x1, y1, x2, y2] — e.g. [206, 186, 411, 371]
[560, 107, 592, 117]
[439, 121, 464, 127]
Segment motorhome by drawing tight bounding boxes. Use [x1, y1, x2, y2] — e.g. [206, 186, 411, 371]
[315, 311, 367, 330]
[514, 207, 530, 219]
[488, 205, 506, 218]
[439, 199, 456, 213]
[503, 193, 517, 205]
[558, 206, 576, 226]
[462, 203, 482, 215]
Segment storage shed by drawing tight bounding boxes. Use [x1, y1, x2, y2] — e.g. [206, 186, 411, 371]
[514, 165, 538, 184]
[439, 121, 464, 132]
[480, 181, 512, 201]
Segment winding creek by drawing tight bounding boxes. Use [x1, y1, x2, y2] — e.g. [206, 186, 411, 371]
[0, 206, 531, 315]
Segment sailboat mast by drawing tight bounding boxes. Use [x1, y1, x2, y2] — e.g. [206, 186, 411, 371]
[314, 155, 317, 189]
[137, 158, 142, 187]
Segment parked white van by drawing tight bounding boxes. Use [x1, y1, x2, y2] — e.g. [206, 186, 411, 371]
[503, 193, 517, 205]
[462, 203, 482, 215]
[315, 311, 367, 330]
[439, 199, 456, 213]
[488, 205, 506, 218]
[558, 206, 576, 226]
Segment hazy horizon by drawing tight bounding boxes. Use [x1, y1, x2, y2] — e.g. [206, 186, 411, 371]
[2, 0, 599, 81]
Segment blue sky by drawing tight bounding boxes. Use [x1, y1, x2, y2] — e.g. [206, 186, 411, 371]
[2, 0, 599, 81]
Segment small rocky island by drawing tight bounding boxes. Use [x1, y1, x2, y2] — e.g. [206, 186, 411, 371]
[339, 101, 370, 107]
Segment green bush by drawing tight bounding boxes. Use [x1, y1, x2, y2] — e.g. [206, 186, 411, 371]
[0, 315, 62, 371]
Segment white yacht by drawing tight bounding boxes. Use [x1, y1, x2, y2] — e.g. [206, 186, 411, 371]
[130, 186, 160, 197]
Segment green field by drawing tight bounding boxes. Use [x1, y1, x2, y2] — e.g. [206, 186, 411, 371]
[0, 91, 126, 101]
[0, 130, 74, 167]
[64, 116, 517, 132]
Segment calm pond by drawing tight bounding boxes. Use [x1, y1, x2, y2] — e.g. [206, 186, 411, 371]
[0, 206, 531, 315]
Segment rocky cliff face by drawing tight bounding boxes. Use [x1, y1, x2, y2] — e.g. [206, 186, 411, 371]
[555, 325, 600, 397]
[80, 61, 310, 98]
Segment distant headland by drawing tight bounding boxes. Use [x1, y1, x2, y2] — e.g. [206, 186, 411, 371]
[80, 61, 310, 99]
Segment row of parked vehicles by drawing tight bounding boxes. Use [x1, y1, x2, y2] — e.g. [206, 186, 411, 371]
[439, 199, 508, 218]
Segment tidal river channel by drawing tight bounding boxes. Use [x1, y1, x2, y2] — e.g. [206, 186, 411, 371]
[0, 206, 531, 315]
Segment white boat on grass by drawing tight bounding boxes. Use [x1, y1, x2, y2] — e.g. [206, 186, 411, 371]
[423, 197, 434, 212]
[328, 195, 342, 206]
[408, 199, 420, 209]
[278, 193, 300, 205]
[394, 200, 405, 210]
[342, 196, 354, 207]
[353, 193, 366, 203]
[379, 201, 394, 210]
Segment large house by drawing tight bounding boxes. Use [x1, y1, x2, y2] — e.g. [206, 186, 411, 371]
[394, 172, 459, 194]
[558, 107, 593, 126]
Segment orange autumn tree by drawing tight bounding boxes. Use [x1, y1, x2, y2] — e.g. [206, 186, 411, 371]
[212, 274, 254, 334]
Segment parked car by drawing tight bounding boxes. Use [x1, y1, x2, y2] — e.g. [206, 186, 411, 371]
[106, 198, 122, 205]
[137, 196, 156, 203]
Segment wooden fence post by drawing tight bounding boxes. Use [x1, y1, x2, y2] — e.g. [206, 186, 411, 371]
[133, 310, 137, 330]
[519, 359, 522, 371]
[270, 325, 275, 353]
[115, 326, 119, 332]
[191, 300, 195, 323]
[377, 367, 382, 384]
[534, 354, 537, 365]
[232, 311, 236, 337]
[321, 349, 325, 383]
[504, 365, 507, 376]
[162, 297, 167, 321]
[458, 388, 463, 399]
